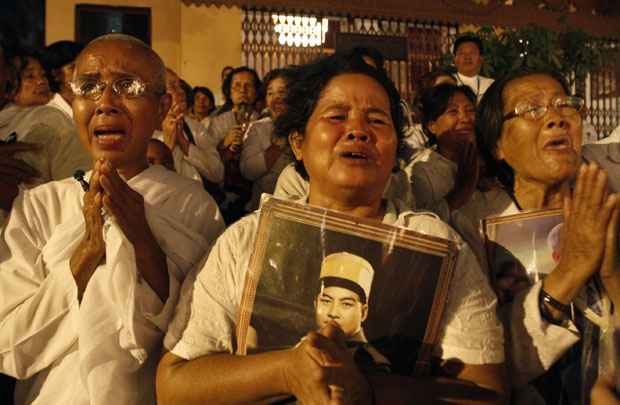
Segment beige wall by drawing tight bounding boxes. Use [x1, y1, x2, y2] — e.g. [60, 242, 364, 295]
[45, 0, 241, 91]
[180, 4, 241, 96]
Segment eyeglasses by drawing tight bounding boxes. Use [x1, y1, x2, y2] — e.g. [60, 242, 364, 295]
[70, 76, 155, 100]
[502, 96, 585, 122]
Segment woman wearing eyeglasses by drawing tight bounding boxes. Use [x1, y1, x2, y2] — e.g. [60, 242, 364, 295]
[477, 70, 620, 405]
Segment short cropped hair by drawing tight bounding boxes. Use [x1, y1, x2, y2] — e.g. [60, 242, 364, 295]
[274, 52, 404, 179]
[81, 33, 166, 96]
[453, 34, 484, 55]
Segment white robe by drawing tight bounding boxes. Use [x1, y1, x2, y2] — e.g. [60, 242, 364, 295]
[0, 165, 225, 405]
[152, 116, 224, 184]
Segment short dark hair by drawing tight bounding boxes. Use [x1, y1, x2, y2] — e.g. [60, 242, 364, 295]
[343, 46, 386, 71]
[274, 52, 404, 179]
[218, 66, 262, 115]
[13, 50, 47, 94]
[179, 79, 193, 108]
[420, 84, 476, 145]
[262, 67, 297, 92]
[44, 41, 84, 92]
[453, 34, 484, 56]
[476, 69, 571, 190]
[193, 86, 216, 115]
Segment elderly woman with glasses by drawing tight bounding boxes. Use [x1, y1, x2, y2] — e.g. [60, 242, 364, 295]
[477, 69, 620, 405]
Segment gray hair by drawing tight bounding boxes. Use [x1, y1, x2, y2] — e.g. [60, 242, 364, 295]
[79, 33, 166, 95]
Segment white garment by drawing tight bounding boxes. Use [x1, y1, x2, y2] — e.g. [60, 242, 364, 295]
[205, 109, 260, 147]
[0, 165, 225, 405]
[273, 163, 415, 208]
[165, 197, 505, 366]
[455, 73, 494, 101]
[581, 121, 599, 145]
[46, 93, 73, 119]
[239, 117, 293, 211]
[402, 123, 428, 151]
[0, 103, 91, 184]
[598, 123, 620, 144]
[582, 141, 620, 192]
[152, 116, 224, 184]
[406, 148, 513, 230]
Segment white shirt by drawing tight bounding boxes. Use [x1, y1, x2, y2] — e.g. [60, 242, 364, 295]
[152, 116, 224, 184]
[239, 117, 292, 211]
[273, 163, 415, 208]
[597, 123, 620, 144]
[46, 93, 73, 119]
[165, 197, 504, 366]
[0, 103, 91, 184]
[0, 165, 225, 405]
[455, 73, 494, 101]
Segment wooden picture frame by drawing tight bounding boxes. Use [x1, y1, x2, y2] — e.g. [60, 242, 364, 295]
[235, 197, 457, 377]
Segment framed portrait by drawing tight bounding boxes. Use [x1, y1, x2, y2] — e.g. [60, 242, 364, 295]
[484, 209, 563, 281]
[235, 197, 458, 377]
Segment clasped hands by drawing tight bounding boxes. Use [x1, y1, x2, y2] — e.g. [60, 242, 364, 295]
[69, 159, 155, 299]
[284, 322, 372, 405]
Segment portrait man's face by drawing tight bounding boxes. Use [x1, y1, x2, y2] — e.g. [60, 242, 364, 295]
[315, 285, 368, 338]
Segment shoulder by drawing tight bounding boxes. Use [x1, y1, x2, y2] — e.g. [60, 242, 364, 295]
[393, 208, 463, 245]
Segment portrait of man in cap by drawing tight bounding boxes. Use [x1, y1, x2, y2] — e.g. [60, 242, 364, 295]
[314, 252, 390, 375]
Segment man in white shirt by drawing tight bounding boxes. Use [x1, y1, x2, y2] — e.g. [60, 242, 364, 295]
[453, 34, 494, 101]
[0, 33, 224, 405]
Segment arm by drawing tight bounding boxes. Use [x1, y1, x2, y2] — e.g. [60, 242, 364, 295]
[0, 184, 80, 378]
[240, 122, 285, 181]
[189, 123, 225, 184]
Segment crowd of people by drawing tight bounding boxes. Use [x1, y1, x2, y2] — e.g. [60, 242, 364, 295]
[1, 30, 620, 405]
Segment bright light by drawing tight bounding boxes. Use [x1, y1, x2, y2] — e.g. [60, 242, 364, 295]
[272, 14, 328, 47]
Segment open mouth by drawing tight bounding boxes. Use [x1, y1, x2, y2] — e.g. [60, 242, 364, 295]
[340, 151, 370, 160]
[93, 127, 127, 147]
[543, 136, 572, 151]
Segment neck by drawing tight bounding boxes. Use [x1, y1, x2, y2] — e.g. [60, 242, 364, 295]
[513, 176, 570, 210]
[193, 110, 208, 121]
[459, 72, 478, 79]
[116, 160, 149, 181]
[308, 186, 385, 220]
[59, 88, 74, 105]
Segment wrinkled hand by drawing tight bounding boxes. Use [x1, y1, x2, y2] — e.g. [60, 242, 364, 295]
[223, 126, 243, 152]
[162, 112, 183, 151]
[560, 163, 617, 284]
[0, 141, 40, 210]
[600, 199, 620, 308]
[284, 323, 371, 405]
[70, 161, 105, 299]
[98, 160, 154, 247]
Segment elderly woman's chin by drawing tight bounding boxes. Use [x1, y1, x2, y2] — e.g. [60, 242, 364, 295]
[539, 153, 581, 185]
